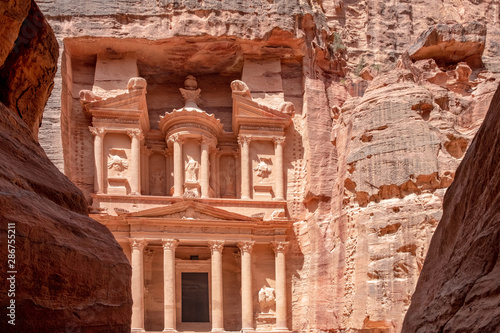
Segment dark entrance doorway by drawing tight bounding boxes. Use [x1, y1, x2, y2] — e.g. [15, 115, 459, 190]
[181, 272, 210, 322]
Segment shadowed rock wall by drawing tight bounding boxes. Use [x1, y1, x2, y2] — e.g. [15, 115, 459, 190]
[402, 76, 500, 333]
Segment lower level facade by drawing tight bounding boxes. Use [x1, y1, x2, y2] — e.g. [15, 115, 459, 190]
[92, 196, 292, 333]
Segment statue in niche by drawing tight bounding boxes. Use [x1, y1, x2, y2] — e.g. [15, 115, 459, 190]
[254, 157, 272, 182]
[107, 150, 128, 177]
[185, 156, 199, 183]
[150, 171, 164, 195]
[258, 286, 276, 314]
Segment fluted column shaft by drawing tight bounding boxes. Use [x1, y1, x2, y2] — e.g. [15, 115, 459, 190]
[130, 238, 148, 332]
[272, 242, 289, 331]
[273, 137, 286, 200]
[127, 129, 143, 195]
[201, 138, 210, 198]
[209, 241, 225, 332]
[238, 241, 255, 330]
[171, 135, 183, 197]
[238, 135, 251, 199]
[162, 239, 178, 332]
[89, 127, 105, 194]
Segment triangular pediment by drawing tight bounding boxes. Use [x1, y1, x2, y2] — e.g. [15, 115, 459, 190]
[127, 200, 260, 222]
[82, 89, 145, 112]
[233, 94, 291, 121]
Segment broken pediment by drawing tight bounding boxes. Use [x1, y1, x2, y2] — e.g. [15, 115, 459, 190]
[126, 200, 261, 222]
[231, 80, 294, 134]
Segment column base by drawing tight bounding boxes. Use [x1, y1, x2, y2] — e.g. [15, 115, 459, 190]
[162, 329, 178, 333]
[129, 191, 141, 196]
[211, 329, 225, 332]
[272, 327, 290, 332]
[131, 329, 146, 333]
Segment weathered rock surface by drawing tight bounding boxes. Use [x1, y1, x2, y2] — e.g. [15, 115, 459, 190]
[0, 0, 58, 139]
[33, 0, 500, 332]
[402, 74, 500, 333]
[0, 1, 132, 331]
[408, 22, 486, 69]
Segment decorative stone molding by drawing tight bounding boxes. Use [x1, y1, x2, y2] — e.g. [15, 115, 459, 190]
[272, 136, 286, 148]
[162, 239, 179, 250]
[230, 80, 252, 99]
[129, 238, 148, 250]
[208, 240, 225, 254]
[271, 241, 289, 254]
[89, 126, 105, 137]
[238, 134, 252, 146]
[126, 128, 144, 141]
[140, 146, 154, 156]
[167, 133, 184, 146]
[237, 241, 255, 254]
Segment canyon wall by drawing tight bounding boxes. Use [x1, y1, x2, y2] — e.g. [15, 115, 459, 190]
[0, 1, 132, 331]
[402, 73, 500, 333]
[35, 0, 500, 332]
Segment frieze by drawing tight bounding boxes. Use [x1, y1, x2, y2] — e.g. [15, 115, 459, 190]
[167, 122, 218, 138]
[240, 125, 283, 131]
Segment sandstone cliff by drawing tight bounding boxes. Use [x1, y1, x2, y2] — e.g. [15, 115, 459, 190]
[0, 1, 132, 331]
[33, 0, 500, 332]
[401, 74, 500, 333]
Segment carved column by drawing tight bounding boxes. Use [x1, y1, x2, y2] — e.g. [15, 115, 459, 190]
[164, 149, 172, 196]
[210, 147, 219, 198]
[127, 129, 143, 195]
[234, 151, 241, 199]
[238, 135, 252, 199]
[170, 134, 184, 197]
[273, 137, 286, 200]
[89, 126, 105, 194]
[141, 147, 153, 195]
[238, 241, 255, 330]
[130, 238, 148, 332]
[162, 239, 178, 332]
[200, 137, 210, 198]
[208, 240, 225, 332]
[271, 241, 289, 331]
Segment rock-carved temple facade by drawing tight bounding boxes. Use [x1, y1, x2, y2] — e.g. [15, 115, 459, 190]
[76, 51, 299, 333]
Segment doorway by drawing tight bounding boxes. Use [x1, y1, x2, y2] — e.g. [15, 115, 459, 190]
[181, 272, 210, 322]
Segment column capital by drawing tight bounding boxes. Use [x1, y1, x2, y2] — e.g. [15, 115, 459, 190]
[237, 241, 255, 254]
[168, 133, 185, 146]
[208, 240, 225, 254]
[272, 136, 286, 148]
[238, 134, 252, 146]
[271, 241, 289, 254]
[162, 239, 179, 250]
[89, 126, 105, 137]
[127, 128, 144, 141]
[129, 238, 148, 250]
[141, 146, 154, 156]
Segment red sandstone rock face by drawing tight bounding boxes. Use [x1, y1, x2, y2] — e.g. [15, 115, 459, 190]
[0, 1, 132, 331]
[32, 1, 500, 332]
[0, 0, 59, 139]
[402, 76, 500, 333]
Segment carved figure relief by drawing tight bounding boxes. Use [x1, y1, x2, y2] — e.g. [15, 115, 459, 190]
[185, 156, 199, 183]
[221, 156, 236, 197]
[258, 286, 276, 314]
[107, 149, 128, 177]
[150, 171, 165, 196]
[254, 157, 272, 182]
